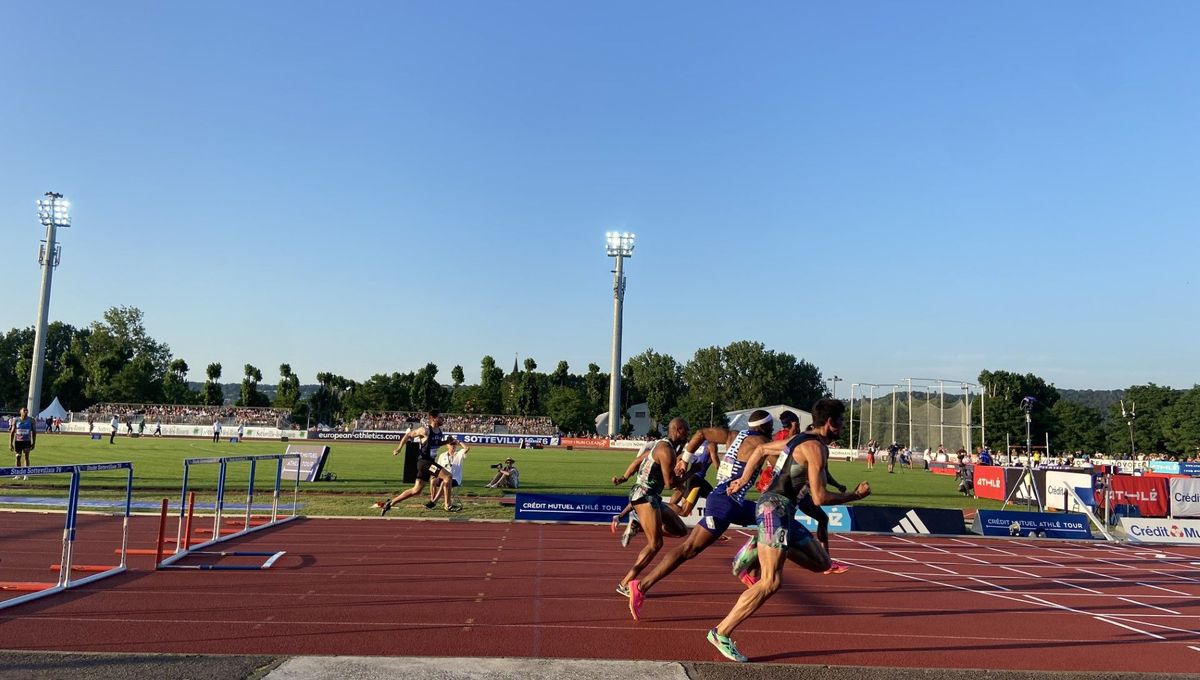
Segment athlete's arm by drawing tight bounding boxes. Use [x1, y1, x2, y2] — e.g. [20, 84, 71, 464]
[654, 440, 679, 489]
[679, 427, 731, 474]
[801, 441, 869, 506]
[613, 447, 652, 485]
[825, 468, 846, 493]
[392, 425, 427, 456]
[725, 436, 781, 495]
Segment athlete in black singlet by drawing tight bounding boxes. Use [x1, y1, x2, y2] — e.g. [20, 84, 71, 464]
[378, 410, 448, 515]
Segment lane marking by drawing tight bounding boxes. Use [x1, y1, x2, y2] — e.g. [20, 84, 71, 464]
[1093, 616, 1166, 640]
[1118, 597, 1181, 615]
[1000, 565, 1041, 579]
[1138, 582, 1191, 597]
[925, 563, 961, 576]
[1056, 580, 1101, 595]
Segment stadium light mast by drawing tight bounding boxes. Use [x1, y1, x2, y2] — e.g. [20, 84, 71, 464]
[27, 192, 70, 416]
[828, 375, 842, 399]
[605, 231, 634, 437]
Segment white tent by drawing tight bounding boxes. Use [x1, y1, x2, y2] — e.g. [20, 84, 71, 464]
[725, 404, 811, 432]
[38, 397, 68, 421]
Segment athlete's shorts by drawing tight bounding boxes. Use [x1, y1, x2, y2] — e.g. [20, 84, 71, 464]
[415, 459, 444, 482]
[13, 441, 32, 455]
[698, 492, 757, 535]
[756, 492, 813, 551]
[629, 486, 663, 509]
[683, 473, 713, 500]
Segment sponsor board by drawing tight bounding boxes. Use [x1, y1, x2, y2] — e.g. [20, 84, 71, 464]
[794, 505, 851, 533]
[1170, 477, 1200, 518]
[850, 506, 967, 535]
[611, 439, 651, 450]
[307, 430, 559, 446]
[282, 444, 331, 482]
[928, 461, 958, 477]
[1182, 462, 1200, 477]
[514, 493, 628, 523]
[975, 510, 1095, 540]
[1119, 517, 1200, 544]
[1147, 461, 1182, 475]
[1045, 471, 1094, 512]
[973, 466, 1006, 500]
[560, 437, 610, 449]
[1109, 475, 1170, 518]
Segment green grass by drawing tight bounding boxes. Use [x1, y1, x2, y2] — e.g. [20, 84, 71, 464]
[1, 435, 1004, 519]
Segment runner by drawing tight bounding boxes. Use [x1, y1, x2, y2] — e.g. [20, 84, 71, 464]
[612, 418, 690, 596]
[377, 410, 447, 515]
[626, 410, 775, 621]
[670, 440, 717, 518]
[8, 407, 36, 478]
[775, 413, 850, 575]
[707, 399, 871, 662]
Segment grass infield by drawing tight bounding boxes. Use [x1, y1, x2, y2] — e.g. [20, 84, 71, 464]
[0, 434, 1005, 519]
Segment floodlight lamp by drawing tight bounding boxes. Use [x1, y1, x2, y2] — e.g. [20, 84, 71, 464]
[605, 230, 635, 257]
[36, 192, 70, 228]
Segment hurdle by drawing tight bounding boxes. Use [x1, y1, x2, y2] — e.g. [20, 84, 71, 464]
[157, 453, 300, 570]
[0, 461, 134, 610]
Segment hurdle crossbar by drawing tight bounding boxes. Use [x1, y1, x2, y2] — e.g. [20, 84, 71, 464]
[0, 461, 134, 610]
[158, 453, 300, 569]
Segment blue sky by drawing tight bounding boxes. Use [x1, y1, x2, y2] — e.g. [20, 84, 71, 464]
[2, 2, 1197, 391]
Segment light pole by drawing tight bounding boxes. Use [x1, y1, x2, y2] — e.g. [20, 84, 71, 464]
[605, 231, 634, 437]
[709, 401, 714, 427]
[848, 383, 858, 449]
[27, 192, 70, 415]
[828, 375, 842, 399]
[1121, 399, 1136, 459]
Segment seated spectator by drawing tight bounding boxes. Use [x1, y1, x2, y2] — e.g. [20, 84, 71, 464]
[485, 458, 519, 489]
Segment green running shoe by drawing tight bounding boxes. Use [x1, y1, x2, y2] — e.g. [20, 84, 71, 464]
[707, 628, 748, 663]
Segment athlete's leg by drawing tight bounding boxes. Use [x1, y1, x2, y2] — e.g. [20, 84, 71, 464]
[798, 498, 830, 553]
[787, 529, 833, 573]
[660, 505, 689, 538]
[715, 542, 785, 637]
[620, 502, 663, 588]
[611, 503, 635, 534]
[387, 479, 427, 505]
[638, 525, 720, 593]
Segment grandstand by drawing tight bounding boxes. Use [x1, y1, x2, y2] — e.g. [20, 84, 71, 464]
[80, 403, 292, 428]
[354, 411, 557, 436]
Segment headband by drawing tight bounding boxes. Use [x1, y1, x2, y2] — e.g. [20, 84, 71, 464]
[748, 414, 774, 427]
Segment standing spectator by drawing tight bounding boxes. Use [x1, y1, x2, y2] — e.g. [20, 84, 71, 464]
[87, 414, 95, 433]
[138, 420, 145, 437]
[110, 415, 119, 445]
[212, 418, 222, 443]
[866, 439, 877, 470]
[887, 442, 901, 473]
[237, 421, 245, 441]
[153, 420, 162, 437]
[9, 407, 36, 477]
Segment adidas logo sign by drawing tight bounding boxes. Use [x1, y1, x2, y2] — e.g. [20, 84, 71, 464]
[891, 510, 931, 534]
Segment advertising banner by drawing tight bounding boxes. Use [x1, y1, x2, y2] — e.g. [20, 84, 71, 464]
[1147, 461, 1182, 475]
[973, 466, 1006, 500]
[1045, 471, 1095, 512]
[1119, 517, 1200, 544]
[560, 437, 610, 449]
[1110, 475, 1170, 518]
[928, 462, 958, 476]
[1170, 477, 1200, 518]
[975, 510, 1095, 540]
[514, 493, 627, 523]
[850, 506, 967, 535]
[307, 430, 559, 446]
[793, 505, 851, 533]
[282, 444, 331, 482]
[1003, 467, 1046, 505]
[1181, 462, 1200, 477]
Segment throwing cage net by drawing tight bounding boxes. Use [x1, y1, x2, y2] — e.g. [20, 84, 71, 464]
[848, 380, 983, 453]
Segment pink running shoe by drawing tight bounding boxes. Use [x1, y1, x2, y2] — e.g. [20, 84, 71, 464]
[628, 579, 645, 621]
[824, 561, 850, 575]
[610, 514, 620, 535]
[738, 570, 759, 588]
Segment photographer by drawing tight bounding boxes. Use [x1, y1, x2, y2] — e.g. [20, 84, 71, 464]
[485, 458, 520, 489]
[956, 462, 974, 497]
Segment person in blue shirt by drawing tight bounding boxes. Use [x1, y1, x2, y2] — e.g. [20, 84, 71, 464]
[978, 447, 993, 466]
[9, 407, 36, 477]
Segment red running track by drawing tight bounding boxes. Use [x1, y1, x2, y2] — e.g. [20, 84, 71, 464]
[1, 511, 1199, 672]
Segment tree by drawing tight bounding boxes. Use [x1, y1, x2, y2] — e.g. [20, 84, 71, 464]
[624, 349, 684, 426]
[584, 363, 608, 415]
[162, 359, 196, 405]
[410, 363, 445, 411]
[83, 307, 171, 404]
[1105, 383, 1177, 456]
[238, 363, 269, 407]
[513, 358, 545, 416]
[451, 365, 465, 387]
[201, 363, 224, 406]
[545, 386, 594, 434]
[551, 361, 570, 387]
[1162, 386, 1200, 456]
[478, 355, 505, 413]
[1049, 400, 1104, 453]
[977, 370, 1060, 451]
[275, 363, 301, 409]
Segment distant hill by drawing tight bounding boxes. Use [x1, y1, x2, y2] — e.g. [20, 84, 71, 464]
[1058, 388, 1123, 414]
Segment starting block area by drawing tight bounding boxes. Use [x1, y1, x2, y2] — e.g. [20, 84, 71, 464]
[0, 461, 133, 610]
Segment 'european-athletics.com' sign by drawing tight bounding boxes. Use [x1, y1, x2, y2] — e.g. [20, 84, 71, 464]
[514, 493, 627, 523]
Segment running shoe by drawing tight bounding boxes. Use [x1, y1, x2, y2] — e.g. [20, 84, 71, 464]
[610, 514, 620, 534]
[424, 501, 436, 509]
[731, 535, 758, 576]
[824, 561, 849, 575]
[628, 579, 645, 621]
[707, 628, 748, 663]
[620, 515, 640, 547]
[447, 502, 464, 512]
[616, 583, 630, 597]
[738, 569, 759, 588]
[380, 500, 393, 516]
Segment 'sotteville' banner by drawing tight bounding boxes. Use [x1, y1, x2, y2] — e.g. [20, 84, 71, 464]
[1119, 517, 1200, 544]
[1170, 477, 1200, 518]
[1110, 475, 1170, 518]
[282, 444, 331, 482]
[514, 493, 627, 523]
[307, 430, 559, 446]
[975, 510, 1095, 540]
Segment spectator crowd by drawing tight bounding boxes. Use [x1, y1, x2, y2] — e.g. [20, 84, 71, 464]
[80, 403, 292, 427]
[354, 411, 557, 436]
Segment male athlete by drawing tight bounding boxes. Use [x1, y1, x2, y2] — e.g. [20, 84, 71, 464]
[626, 410, 775, 621]
[9, 407, 36, 478]
[612, 418, 690, 597]
[707, 399, 871, 662]
[378, 410, 447, 515]
[774, 411, 850, 575]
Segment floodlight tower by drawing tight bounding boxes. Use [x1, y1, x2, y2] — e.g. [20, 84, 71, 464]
[605, 231, 634, 437]
[828, 375, 842, 399]
[27, 192, 70, 415]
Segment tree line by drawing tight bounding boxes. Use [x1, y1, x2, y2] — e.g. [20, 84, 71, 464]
[1, 308, 1195, 454]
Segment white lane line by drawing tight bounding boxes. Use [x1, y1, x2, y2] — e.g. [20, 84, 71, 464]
[926, 563, 961, 576]
[1095, 558, 1138, 571]
[1139, 582, 1191, 596]
[1189, 645, 1200, 652]
[1000, 565, 1041, 579]
[982, 545, 1019, 557]
[1118, 597, 1182, 615]
[969, 577, 1008, 591]
[1094, 616, 1167, 640]
[1105, 615, 1200, 637]
[891, 535, 953, 553]
[1148, 569, 1200, 584]
[1076, 568, 1116, 581]
[1057, 580, 1101, 594]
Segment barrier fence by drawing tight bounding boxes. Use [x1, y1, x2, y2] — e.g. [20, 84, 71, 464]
[158, 453, 301, 570]
[0, 461, 133, 610]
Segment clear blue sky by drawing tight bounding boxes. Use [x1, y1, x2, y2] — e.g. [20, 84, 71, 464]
[2, 2, 1197, 391]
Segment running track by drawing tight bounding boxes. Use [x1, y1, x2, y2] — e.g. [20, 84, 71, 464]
[1, 511, 1199, 673]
